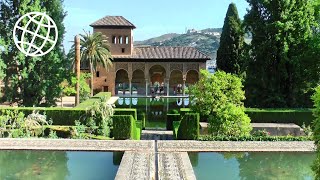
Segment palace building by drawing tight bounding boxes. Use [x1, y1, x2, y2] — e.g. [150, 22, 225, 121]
[85, 16, 211, 96]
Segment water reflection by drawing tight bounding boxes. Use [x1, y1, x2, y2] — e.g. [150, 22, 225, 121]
[116, 97, 190, 128]
[189, 152, 315, 180]
[0, 150, 122, 180]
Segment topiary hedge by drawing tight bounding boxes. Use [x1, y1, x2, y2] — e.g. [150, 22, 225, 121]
[177, 113, 200, 140]
[173, 121, 181, 139]
[245, 108, 313, 126]
[166, 114, 181, 130]
[113, 115, 135, 140]
[114, 109, 137, 121]
[93, 92, 111, 99]
[112, 115, 140, 140]
[0, 107, 86, 125]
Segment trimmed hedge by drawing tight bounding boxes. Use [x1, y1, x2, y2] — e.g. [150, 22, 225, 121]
[113, 115, 135, 140]
[0, 107, 86, 125]
[114, 109, 137, 121]
[166, 114, 181, 130]
[181, 108, 314, 126]
[245, 108, 314, 126]
[177, 113, 200, 140]
[173, 121, 181, 139]
[93, 92, 111, 99]
[112, 115, 140, 140]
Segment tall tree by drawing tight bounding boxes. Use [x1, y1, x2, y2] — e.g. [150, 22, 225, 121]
[70, 31, 113, 96]
[244, 0, 316, 107]
[216, 3, 244, 75]
[0, 0, 68, 106]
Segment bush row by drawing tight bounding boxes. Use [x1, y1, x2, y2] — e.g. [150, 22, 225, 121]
[198, 135, 313, 141]
[112, 115, 140, 140]
[76, 92, 111, 109]
[0, 107, 138, 126]
[180, 108, 314, 126]
[175, 113, 200, 140]
[166, 114, 181, 130]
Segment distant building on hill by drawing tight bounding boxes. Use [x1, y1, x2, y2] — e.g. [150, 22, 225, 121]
[83, 16, 211, 96]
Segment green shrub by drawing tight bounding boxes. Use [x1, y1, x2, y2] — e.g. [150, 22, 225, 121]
[135, 121, 142, 140]
[166, 114, 181, 130]
[209, 104, 252, 136]
[137, 113, 146, 130]
[168, 109, 179, 114]
[177, 113, 199, 140]
[173, 121, 181, 139]
[180, 108, 192, 116]
[0, 108, 86, 125]
[245, 108, 313, 126]
[76, 98, 101, 109]
[93, 92, 111, 99]
[113, 115, 135, 140]
[114, 109, 137, 121]
[189, 70, 245, 116]
[312, 86, 320, 145]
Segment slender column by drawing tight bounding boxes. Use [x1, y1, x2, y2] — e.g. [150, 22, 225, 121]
[183, 75, 187, 96]
[129, 80, 132, 95]
[74, 35, 80, 106]
[166, 78, 169, 96]
[145, 79, 148, 96]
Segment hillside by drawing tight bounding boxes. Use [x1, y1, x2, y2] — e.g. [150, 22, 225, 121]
[134, 28, 222, 58]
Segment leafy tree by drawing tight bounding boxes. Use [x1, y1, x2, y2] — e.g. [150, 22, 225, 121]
[70, 31, 113, 96]
[208, 103, 252, 136]
[190, 70, 251, 136]
[61, 73, 91, 102]
[313, 86, 320, 145]
[216, 3, 244, 75]
[244, 0, 316, 107]
[189, 70, 245, 116]
[0, 0, 68, 106]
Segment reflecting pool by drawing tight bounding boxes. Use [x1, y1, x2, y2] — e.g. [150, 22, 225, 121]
[115, 97, 189, 128]
[189, 152, 315, 180]
[0, 150, 123, 180]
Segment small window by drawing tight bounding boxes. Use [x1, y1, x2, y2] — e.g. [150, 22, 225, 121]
[96, 71, 100, 77]
[112, 36, 117, 44]
[125, 36, 129, 44]
[119, 36, 123, 44]
[122, 48, 125, 53]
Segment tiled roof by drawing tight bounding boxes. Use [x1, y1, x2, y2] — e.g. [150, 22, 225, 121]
[90, 16, 136, 28]
[113, 47, 211, 60]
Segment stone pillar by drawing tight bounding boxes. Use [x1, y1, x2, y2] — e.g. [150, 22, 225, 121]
[183, 75, 187, 96]
[145, 79, 148, 96]
[129, 80, 132, 95]
[74, 35, 80, 106]
[166, 78, 170, 96]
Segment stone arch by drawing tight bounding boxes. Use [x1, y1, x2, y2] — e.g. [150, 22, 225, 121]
[186, 70, 199, 86]
[169, 70, 183, 95]
[115, 69, 129, 95]
[132, 69, 145, 95]
[149, 65, 166, 85]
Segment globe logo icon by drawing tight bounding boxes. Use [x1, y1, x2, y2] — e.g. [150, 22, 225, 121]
[13, 12, 58, 57]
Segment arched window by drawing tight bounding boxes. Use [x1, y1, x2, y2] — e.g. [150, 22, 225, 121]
[119, 36, 123, 44]
[125, 36, 129, 44]
[112, 36, 117, 44]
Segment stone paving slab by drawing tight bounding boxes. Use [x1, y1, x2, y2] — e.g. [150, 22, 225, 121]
[158, 152, 196, 180]
[0, 139, 154, 152]
[157, 141, 316, 152]
[115, 151, 155, 180]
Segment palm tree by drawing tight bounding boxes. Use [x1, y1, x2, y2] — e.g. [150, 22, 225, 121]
[71, 31, 113, 96]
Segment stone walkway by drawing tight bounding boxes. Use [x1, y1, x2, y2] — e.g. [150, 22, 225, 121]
[0, 139, 315, 180]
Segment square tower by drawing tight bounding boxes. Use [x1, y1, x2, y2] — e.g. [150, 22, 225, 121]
[90, 16, 136, 56]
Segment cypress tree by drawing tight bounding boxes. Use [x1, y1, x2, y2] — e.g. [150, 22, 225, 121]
[216, 3, 244, 75]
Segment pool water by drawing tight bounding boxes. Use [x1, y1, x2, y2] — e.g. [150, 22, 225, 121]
[189, 152, 315, 180]
[0, 150, 122, 180]
[115, 97, 189, 128]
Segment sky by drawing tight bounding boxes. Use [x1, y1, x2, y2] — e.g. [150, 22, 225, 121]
[63, 0, 249, 51]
